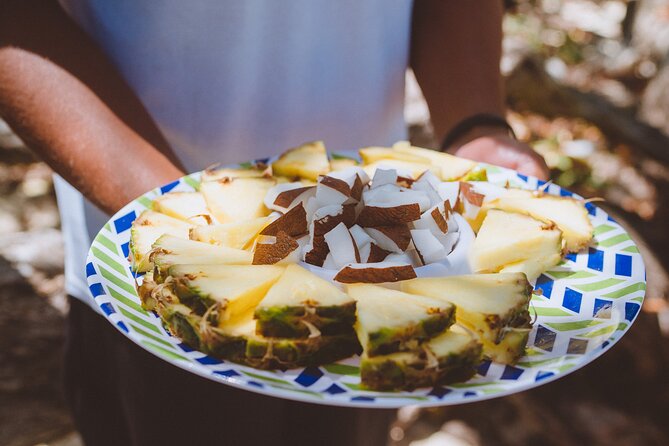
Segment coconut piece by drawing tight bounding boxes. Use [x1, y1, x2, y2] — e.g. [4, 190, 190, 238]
[350, 175, 364, 202]
[413, 205, 448, 235]
[411, 229, 447, 265]
[315, 175, 351, 206]
[364, 226, 412, 253]
[367, 243, 392, 263]
[349, 224, 373, 262]
[252, 232, 299, 265]
[357, 204, 421, 227]
[384, 251, 419, 266]
[468, 181, 507, 202]
[437, 182, 460, 210]
[303, 235, 329, 267]
[311, 204, 356, 235]
[334, 262, 417, 283]
[273, 186, 316, 210]
[323, 223, 361, 268]
[460, 182, 485, 206]
[436, 231, 459, 255]
[264, 183, 304, 212]
[370, 168, 397, 189]
[327, 166, 370, 187]
[363, 184, 431, 212]
[259, 203, 308, 237]
[412, 171, 442, 207]
[322, 253, 338, 270]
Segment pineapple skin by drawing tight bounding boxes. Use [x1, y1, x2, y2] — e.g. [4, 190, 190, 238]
[254, 302, 357, 338]
[244, 334, 361, 370]
[363, 307, 456, 357]
[360, 341, 482, 391]
[156, 291, 360, 370]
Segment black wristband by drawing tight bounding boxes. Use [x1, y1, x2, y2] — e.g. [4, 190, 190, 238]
[440, 113, 516, 151]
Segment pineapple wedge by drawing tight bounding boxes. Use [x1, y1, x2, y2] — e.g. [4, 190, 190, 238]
[392, 143, 477, 180]
[151, 235, 252, 280]
[189, 217, 272, 250]
[201, 165, 270, 182]
[271, 141, 330, 181]
[169, 264, 284, 324]
[152, 191, 213, 222]
[348, 284, 455, 357]
[359, 146, 431, 164]
[200, 177, 275, 223]
[255, 264, 356, 338]
[129, 210, 192, 272]
[480, 327, 531, 365]
[470, 209, 562, 275]
[329, 156, 359, 172]
[401, 273, 532, 345]
[362, 160, 439, 180]
[158, 296, 359, 370]
[360, 327, 482, 391]
[483, 189, 593, 252]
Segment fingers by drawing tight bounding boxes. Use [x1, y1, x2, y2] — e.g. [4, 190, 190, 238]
[516, 158, 550, 181]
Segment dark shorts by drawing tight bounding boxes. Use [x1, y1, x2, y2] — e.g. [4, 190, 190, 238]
[63, 297, 394, 446]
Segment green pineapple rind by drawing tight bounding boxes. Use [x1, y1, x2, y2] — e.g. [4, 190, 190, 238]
[154, 288, 359, 370]
[254, 302, 357, 338]
[364, 307, 456, 357]
[360, 338, 482, 391]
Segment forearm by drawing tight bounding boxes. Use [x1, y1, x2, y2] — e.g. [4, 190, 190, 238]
[410, 0, 506, 143]
[0, 1, 184, 214]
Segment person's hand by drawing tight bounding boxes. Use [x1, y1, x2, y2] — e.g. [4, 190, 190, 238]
[451, 128, 550, 181]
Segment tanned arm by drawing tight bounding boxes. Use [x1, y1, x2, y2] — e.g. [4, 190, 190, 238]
[410, 0, 548, 179]
[0, 0, 185, 214]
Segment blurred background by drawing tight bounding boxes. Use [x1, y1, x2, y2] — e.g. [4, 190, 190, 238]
[1, 1, 668, 445]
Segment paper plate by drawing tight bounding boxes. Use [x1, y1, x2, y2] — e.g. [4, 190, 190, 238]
[85, 160, 645, 408]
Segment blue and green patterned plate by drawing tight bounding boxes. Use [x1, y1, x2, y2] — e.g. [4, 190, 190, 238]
[85, 161, 645, 408]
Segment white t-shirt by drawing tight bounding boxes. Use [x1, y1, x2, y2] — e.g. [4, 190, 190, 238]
[57, 0, 414, 309]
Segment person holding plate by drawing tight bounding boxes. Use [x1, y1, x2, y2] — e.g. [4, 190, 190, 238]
[0, 1, 549, 444]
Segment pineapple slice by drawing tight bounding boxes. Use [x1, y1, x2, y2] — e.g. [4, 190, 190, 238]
[362, 160, 439, 180]
[255, 264, 356, 338]
[189, 217, 272, 250]
[151, 235, 252, 279]
[152, 191, 213, 222]
[129, 210, 192, 272]
[484, 189, 593, 252]
[358, 146, 431, 164]
[271, 141, 330, 181]
[158, 296, 359, 370]
[360, 327, 482, 391]
[470, 209, 562, 274]
[201, 165, 270, 182]
[200, 177, 275, 223]
[401, 273, 532, 345]
[392, 143, 477, 180]
[499, 257, 558, 282]
[480, 327, 531, 365]
[348, 284, 455, 357]
[169, 265, 284, 325]
[329, 156, 359, 172]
